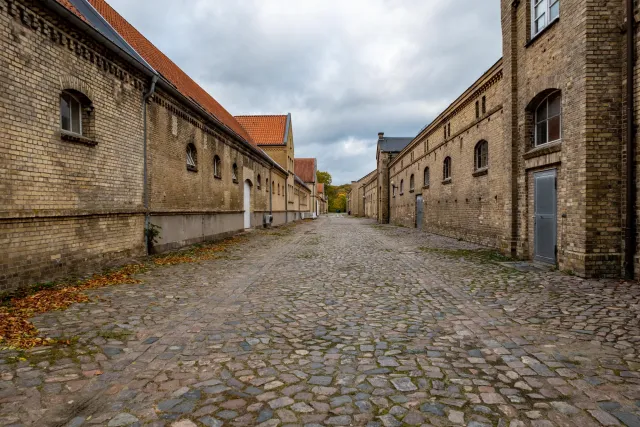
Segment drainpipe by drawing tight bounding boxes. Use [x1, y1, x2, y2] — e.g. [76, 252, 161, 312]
[285, 175, 289, 223]
[143, 75, 158, 254]
[269, 169, 273, 216]
[625, 0, 636, 279]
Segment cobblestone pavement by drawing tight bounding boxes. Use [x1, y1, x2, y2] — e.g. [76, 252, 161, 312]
[1, 216, 640, 427]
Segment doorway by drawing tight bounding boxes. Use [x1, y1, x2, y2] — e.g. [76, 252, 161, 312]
[534, 169, 557, 264]
[415, 195, 424, 229]
[244, 180, 251, 229]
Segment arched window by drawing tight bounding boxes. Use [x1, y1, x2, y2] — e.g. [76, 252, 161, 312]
[409, 174, 415, 192]
[186, 143, 197, 171]
[232, 163, 238, 182]
[278, 183, 280, 195]
[213, 155, 221, 178]
[535, 91, 561, 147]
[257, 174, 261, 189]
[400, 179, 404, 194]
[474, 140, 489, 171]
[443, 157, 452, 180]
[60, 91, 83, 134]
[424, 167, 430, 187]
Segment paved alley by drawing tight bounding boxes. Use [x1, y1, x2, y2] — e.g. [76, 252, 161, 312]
[1, 216, 639, 427]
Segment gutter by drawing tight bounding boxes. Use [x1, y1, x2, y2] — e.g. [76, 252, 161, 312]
[143, 75, 159, 254]
[625, 0, 636, 279]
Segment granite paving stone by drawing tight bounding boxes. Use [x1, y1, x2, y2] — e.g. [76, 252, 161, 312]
[1, 216, 639, 426]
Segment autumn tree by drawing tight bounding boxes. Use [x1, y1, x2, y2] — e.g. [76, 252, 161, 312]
[317, 171, 332, 186]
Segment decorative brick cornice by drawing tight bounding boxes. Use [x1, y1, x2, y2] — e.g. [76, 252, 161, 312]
[2, 0, 146, 91]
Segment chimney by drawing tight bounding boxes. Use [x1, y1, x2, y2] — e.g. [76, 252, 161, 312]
[378, 132, 384, 140]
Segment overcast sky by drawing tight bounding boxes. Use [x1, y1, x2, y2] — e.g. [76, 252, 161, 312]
[108, 0, 502, 185]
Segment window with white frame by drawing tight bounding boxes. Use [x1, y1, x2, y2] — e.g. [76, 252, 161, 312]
[409, 174, 415, 192]
[474, 140, 489, 171]
[532, 0, 559, 37]
[534, 91, 562, 147]
[186, 143, 197, 171]
[60, 91, 82, 135]
[400, 179, 404, 194]
[443, 156, 452, 181]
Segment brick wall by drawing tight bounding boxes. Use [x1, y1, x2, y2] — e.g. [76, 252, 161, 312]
[0, 0, 146, 290]
[389, 62, 507, 248]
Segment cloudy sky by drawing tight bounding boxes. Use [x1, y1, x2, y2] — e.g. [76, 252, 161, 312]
[108, 0, 502, 184]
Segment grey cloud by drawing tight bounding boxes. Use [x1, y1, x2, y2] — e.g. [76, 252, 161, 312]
[108, 0, 502, 184]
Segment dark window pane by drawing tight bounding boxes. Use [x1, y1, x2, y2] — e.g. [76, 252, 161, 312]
[548, 92, 561, 117]
[536, 122, 548, 145]
[70, 97, 81, 134]
[60, 94, 71, 131]
[536, 99, 548, 122]
[548, 116, 561, 141]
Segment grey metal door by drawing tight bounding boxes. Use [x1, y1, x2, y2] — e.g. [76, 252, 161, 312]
[534, 169, 557, 264]
[416, 195, 424, 229]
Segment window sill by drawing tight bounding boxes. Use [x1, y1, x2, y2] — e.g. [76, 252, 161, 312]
[214, 175, 222, 180]
[525, 17, 559, 48]
[187, 165, 198, 173]
[523, 140, 562, 160]
[423, 185, 430, 189]
[442, 178, 452, 185]
[409, 189, 415, 193]
[61, 130, 97, 146]
[233, 179, 239, 184]
[473, 168, 488, 177]
[399, 193, 404, 196]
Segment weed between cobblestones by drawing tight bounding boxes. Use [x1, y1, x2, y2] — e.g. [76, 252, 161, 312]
[419, 247, 513, 263]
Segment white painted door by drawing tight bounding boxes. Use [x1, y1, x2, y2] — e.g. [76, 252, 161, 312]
[244, 180, 251, 229]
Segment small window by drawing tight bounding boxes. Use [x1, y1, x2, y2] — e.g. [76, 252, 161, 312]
[444, 127, 447, 140]
[278, 183, 280, 195]
[257, 174, 261, 189]
[400, 179, 404, 194]
[534, 91, 562, 147]
[448, 123, 451, 138]
[393, 185, 396, 197]
[186, 143, 197, 172]
[475, 101, 480, 119]
[409, 174, 415, 192]
[60, 91, 82, 134]
[532, 0, 560, 37]
[482, 96, 487, 115]
[213, 155, 221, 178]
[232, 163, 238, 182]
[265, 178, 269, 191]
[475, 140, 489, 171]
[272, 181, 275, 193]
[443, 157, 452, 180]
[424, 167, 430, 187]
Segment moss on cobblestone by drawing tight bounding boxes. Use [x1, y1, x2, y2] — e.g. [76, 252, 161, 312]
[419, 247, 512, 263]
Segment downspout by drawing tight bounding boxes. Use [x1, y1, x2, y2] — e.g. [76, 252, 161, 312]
[143, 75, 158, 254]
[269, 169, 273, 216]
[625, 0, 636, 279]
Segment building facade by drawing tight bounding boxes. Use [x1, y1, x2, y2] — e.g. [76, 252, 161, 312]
[295, 158, 319, 216]
[0, 0, 317, 292]
[351, 0, 640, 279]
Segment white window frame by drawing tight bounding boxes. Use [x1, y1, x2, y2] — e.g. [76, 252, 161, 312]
[534, 91, 562, 147]
[186, 144, 197, 169]
[213, 156, 221, 178]
[443, 157, 452, 180]
[531, 0, 560, 37]
[60, 91, 83, 135]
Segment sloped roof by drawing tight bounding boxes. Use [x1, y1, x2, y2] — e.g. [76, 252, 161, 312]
[379, 137, 413, 153]
[58, 0, 254, 144]
[235, 115, 288, 146]
[295, 158, 316, 183]
[294, 175, 311, 191]
[317, 183, 325, 194]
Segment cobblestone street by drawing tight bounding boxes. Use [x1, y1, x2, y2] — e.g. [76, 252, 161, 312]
[1, 216, 640, 427]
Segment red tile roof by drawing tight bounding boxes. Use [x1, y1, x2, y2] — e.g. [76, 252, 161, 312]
[56, 0, 89, 22]
[235, 115, 287, 146]
[57, 0, 253, 143]
[317, 183, 325, 194]
[295, 158, 316, 183]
